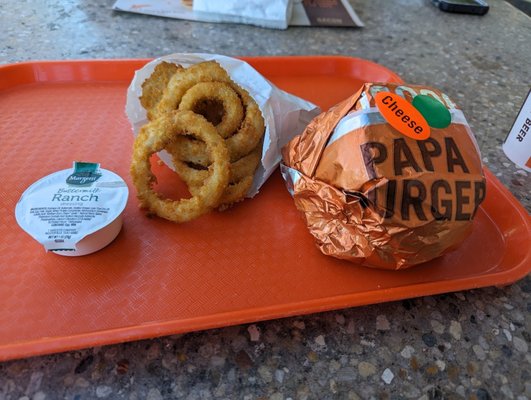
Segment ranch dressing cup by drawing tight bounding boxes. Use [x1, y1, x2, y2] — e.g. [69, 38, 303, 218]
[15, 162, 128, 256]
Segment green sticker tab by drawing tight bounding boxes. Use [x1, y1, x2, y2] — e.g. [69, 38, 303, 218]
[66, 161, 102, 186]
[73, 161, 100, 173]
[412, 94, 451, 129]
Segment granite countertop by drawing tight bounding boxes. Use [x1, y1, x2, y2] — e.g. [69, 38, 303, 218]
[1, 0, 530, 399]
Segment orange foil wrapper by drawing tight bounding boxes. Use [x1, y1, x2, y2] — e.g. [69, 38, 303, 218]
[281, 83, 486, 270]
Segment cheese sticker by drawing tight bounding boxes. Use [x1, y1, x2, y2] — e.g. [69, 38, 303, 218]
[375, 92, 430, 140]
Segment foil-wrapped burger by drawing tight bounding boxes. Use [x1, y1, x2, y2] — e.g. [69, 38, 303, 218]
[281, 83, 486, 270]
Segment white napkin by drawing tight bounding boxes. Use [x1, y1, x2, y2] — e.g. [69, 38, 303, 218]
[192, 0, 294, 30]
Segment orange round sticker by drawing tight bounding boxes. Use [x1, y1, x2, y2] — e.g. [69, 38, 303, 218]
[375, 92, 430, 140]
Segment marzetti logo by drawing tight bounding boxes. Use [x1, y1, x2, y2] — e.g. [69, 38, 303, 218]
[66, 162, 102, 186]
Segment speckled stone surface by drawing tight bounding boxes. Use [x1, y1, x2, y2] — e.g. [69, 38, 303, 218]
[1, 1, 530, 399]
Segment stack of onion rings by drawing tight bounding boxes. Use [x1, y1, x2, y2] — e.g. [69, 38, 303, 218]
[131, 60, 265, 221]
[131, 111, 229, 222]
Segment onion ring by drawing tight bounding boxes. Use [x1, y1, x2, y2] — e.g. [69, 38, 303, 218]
[175, 144, 262, 210]
[130, 111, 229, 222]
[170, 145, 262, 187]
[154, 61, 232, 120]
[179, 82, 244, 139]
[140, 62, 182, 120]
[167, 86, 264, 164]
[154, 61, 265, 161]
[224, 85, 265, 161]
[135, 61, 266, 215]
[168, 136, 213, 166]
[217, 176, 255, 210]
[188, 175, 255, 211]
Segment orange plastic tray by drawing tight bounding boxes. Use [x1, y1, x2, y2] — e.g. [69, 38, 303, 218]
[0, 57, 529, 361]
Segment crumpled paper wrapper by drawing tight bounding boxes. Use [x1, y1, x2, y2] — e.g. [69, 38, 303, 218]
[281, 82, 487, 270]
[126, 53, 320, 197]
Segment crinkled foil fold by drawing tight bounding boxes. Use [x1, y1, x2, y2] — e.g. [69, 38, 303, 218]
[281, 83, 486, 270]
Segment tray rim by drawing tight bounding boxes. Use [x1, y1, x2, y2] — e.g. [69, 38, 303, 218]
[0, 55, 405, 88]
[0, 57, 529, 361]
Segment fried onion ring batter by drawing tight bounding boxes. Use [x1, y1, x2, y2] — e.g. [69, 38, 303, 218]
[154, 61, 232, 120]
[131, 111, 229, 222]
[168, 86, 264, 164]
[135, 61, 266, 216]
[170, 145, 262, 187]
[140, 62, 182, 120]
[188, 176, 255, 211]
[179, 82, 244, 139]
[155, 61, 264, 161]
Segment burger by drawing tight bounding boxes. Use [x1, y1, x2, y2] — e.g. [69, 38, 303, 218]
[281, 83, 486, 270]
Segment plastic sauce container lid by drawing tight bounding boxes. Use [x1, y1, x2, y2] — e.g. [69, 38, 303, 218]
[15, 162, 129, 256]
